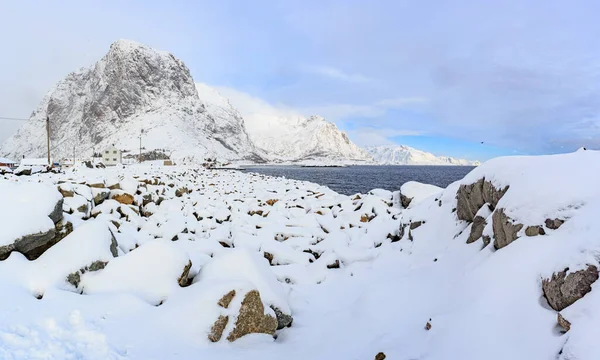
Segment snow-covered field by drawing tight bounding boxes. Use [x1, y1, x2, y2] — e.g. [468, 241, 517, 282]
[0, 149, 598, 359]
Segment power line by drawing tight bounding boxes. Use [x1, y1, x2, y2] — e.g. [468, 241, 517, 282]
[0, 116, 31, 121]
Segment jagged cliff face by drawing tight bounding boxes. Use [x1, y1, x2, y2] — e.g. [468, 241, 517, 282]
[1, 40, 260, 162]
[245, 114, 372, 162]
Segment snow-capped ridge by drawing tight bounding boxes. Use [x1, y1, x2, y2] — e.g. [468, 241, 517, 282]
[366, 144, 479, 165]
[1, 40, 260, 163]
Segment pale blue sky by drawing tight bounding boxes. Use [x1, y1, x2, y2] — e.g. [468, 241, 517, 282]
[1, 0, 599, 160]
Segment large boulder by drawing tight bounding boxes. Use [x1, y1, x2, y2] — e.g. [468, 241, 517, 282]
[467, 215, 487, 244]
[208, 288, 278, 342]
[196, 249, 293, 330]
[0, 183, 65, 260]
[492, 208, 523, 250]
[542, 265, 598, 311]
[456, 178, 508, 222]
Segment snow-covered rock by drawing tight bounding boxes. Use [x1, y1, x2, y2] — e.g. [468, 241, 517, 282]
[0, 40, 261, 163]
[366, 144, 480, 165]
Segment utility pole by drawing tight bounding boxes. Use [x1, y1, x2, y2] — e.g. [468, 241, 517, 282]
[46, 116, 51, 166]
[139, 129, 143, 163]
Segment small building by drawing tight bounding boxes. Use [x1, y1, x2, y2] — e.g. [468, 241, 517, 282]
[0, 157, 17, 168]
[20, 158, 53, 167]
[102, 145, 122, 166]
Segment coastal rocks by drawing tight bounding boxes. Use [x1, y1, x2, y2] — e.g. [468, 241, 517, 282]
[492, 208, 523, 250]
[209, 289, 278, 342]
[525, 225, 545, 236]
[111, 192, 135, 205]
[456, 178, 508, 222]
[467, 215, 487, 244]
[271, 305, 293, 329]
[542, 265, 599, 311]
[545, 218, 565, 230]
[226, 290, 278, 342]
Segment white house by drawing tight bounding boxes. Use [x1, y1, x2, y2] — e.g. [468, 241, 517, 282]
[102, 145, 122, 166]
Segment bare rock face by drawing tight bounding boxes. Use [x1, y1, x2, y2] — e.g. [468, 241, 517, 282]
[0, 198, 67, 260]
[270, 305, 293, 329]
[400, 194, 412, 209]
[208, 315, 229, 343]
[492, 208, 523, 250]
[542, 265, 598, 311]
[456, 179, 508, 222]
[467, 215, 487, 244]
[227, 290, 278, 342]
[525, 225, 545, 237]
[545, 218, 565, 230]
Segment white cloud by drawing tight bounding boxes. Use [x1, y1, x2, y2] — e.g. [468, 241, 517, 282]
[213, 84, 422, 146]
[347, 128, 423, 147]
[304, 65, 373, 83]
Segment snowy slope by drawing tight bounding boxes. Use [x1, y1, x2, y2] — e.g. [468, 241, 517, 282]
[0, 149, 599, 358]
[367, 144, 479, 165]
[0, 40, 261, 163]
[196, 83, 371, 162]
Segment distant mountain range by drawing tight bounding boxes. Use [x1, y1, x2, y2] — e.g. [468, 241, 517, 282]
[1, 39, 477, 166]
[366, 145, 480, 166]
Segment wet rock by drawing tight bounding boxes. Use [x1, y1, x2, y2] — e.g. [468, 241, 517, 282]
[542, 265, 598, 311]
[545, 218, 565, 230]
[375, 353, 386, 360]
[226, 290, 278, 342]
[467, 215, 487, 244]
[270, 305, 293, 329]
[525, 225, 545, 237]
[492, 208, 523, 249]
[456, 179, 509, 222]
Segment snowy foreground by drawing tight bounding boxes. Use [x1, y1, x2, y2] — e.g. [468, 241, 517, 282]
[1, 149, 599, 359]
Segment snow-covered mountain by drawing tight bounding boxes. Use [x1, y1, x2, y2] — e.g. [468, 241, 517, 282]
[195, 83, 371, 163]
[0, 40, 261, 163]
[366, 145, 479, 165]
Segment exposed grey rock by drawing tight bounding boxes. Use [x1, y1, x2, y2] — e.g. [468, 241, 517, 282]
[14, 168, 31, 176]
[410, 221, 424, 230]
[92, 188, 110, 206]
[545, 218, 565, 230]
[48, 198, 64, 224]
[467, 215, 487, 244]
[492, 208, 523, 249]
[270, 305, 293, 330]
[400, 194, 412, 208]
[456, 178, 509, 222]
[542, 265, 598, 311]
[67, 260, 109, 288]
[525, 225, 545, 236]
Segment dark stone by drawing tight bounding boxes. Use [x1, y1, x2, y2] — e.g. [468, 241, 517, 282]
[545, 218, 565, 230]
[270, 305, 293, 329]
[400, 194, 412, 208]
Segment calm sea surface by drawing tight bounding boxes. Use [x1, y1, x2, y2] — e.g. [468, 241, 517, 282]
[242, 165, 476, 195]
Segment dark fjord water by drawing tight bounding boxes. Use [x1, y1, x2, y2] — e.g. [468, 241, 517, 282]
[242, 165, 476, 195]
